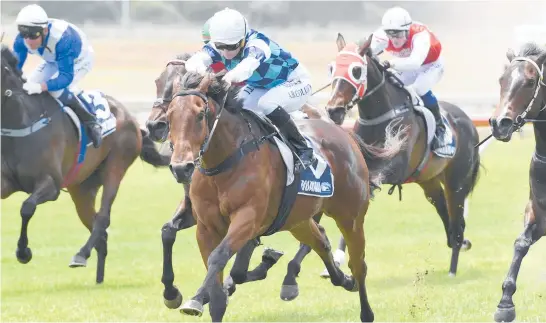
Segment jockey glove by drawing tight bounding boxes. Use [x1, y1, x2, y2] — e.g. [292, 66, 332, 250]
[22, 82, 43, 95]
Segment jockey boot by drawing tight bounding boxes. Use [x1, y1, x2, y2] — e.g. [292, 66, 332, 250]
[266, 106, 316, 170]
[425, 100, 446, 150]
[66, 94, 103, 148]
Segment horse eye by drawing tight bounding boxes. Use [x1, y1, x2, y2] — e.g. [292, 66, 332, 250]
[196, 111, 205, 122]
[351, 66, 362, 80]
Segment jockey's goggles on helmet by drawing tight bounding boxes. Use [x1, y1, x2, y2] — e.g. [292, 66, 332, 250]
[18, 25, 43, 40]
[214, 40, 243, 51]
[385, 30, 406, 39]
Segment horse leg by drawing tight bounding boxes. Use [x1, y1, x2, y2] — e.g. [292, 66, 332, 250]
[289, 219, 357, 295]
[245, 244, 285, 281]
[222, 238, 259, 296]
[183, 209, 262, 322]
[419, 178, 451, 246]
[443, 176, 470, 276]
[16, 175, 60, 264]
[319, 235, 347, 279]
[334, 213, 374, 322]
[494, 201, 544, 322]
[162, 184, 196, 309]
[70, 155, 132, 283]
[280, 212, 322, 300]
[67, 184, 99, 268]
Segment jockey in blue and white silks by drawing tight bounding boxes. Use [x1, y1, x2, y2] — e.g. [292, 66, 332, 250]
[12, 4, 102, 148]
[185, 7, 315, 168]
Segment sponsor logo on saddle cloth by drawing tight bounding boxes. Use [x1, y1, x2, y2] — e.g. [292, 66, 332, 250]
[331, 43, 368, 100]
[273, 136, 334, 198]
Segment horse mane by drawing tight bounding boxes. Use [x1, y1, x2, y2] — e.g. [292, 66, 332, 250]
[179, 71, 244, 113]
[175, 52, 193, 61]
[1, 44, 23, 79]
[517, 42, 546, 58]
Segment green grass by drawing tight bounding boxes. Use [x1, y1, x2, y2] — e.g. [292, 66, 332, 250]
[2, 134, 545, 322]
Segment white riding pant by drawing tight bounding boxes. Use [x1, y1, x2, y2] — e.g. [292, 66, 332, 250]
[238, 64, 312, 116]
[397, 56, 444, 96]
[27, 50, 95, 99]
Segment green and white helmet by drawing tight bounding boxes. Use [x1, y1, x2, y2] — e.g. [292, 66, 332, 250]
[202, 17, 212, 44]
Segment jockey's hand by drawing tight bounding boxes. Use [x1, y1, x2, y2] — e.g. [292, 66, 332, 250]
[22, 82, 43, 95]
[381, 60, 391, 69]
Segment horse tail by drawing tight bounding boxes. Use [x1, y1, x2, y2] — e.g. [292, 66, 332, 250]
[346, 119, 409, 190]
[347, 118, 408, 161]
[139, 129, 171, 167]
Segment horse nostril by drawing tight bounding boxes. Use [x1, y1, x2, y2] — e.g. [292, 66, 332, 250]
[499, 117, 513, 129]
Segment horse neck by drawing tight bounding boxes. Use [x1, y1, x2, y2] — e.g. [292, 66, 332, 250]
[200, 108, 250, 169]
[532, 90, 546, 156]
[356, 59, 405, 121]
[1, 84, 50, 129]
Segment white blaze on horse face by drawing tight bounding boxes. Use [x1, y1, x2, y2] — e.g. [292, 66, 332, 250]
[499, 67, 523, 121]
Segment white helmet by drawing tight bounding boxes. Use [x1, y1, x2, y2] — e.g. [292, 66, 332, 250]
[381, 6, 412, 31]
[15, 4, 49, 28]
[209, 8, 248, 45]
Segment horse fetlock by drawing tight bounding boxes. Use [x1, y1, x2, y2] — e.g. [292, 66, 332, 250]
[286, 259, 301, 278]
[501, 278, 517, 295]
[15, 247, 32, 264]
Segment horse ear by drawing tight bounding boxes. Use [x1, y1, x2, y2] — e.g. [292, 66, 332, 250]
[198, 73, 213, 93]
[506, 48, 516, 62]
[357, 33, 373, 57]
[336, 33, 346, 52]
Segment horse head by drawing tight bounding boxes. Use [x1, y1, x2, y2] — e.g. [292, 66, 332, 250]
[491, 42, 546, 141]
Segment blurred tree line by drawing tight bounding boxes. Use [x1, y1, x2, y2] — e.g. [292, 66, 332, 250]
[1, 1, 446, 27]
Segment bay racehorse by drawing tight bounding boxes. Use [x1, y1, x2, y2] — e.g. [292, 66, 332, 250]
[489, 42, 546, 323]
[322, 33, 481, 277]
[146, 55, 290, 310]
[165, 70, 407, 322]
[1, 44, 170, 284]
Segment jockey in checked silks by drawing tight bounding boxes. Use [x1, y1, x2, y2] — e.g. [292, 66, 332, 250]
[12, 4, 103, 148]
[370, 6, 448, 150]
[186, 7, 316, 169]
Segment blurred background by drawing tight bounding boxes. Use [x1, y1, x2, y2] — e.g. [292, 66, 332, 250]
[2, 0, 546, 122]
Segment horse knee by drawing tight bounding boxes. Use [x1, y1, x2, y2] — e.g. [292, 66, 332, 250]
[161, 222, 177, 244]
[514, 236, 531, 257]
[230, 270, 247, 285]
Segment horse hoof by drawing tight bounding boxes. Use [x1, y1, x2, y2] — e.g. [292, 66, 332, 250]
[319, 268, 330, 279]
[461, 239, 472, 251]
[163, 287, 183, 309]
[180, 300, 203, 317]
[16, 247, 32, 264]
[494, 306, 516, 322]
[69, 254, 87, 268]
[280, 284, 299, 301]
[448, 272, 456, 278]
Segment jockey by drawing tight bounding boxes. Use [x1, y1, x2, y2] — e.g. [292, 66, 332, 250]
[12, 4, 103, 148]
[187, 8, 315, 168]
[369, 6, 446, 150]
